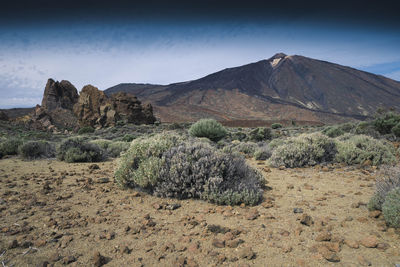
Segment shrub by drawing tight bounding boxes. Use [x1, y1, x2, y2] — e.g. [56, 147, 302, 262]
[189, 119, 227, 142]
[154, 142, 263, 205]
[382, 187, 400, 228]
[249, 127, 272, 142]
[90, 139, 112, 150]
[268, 133, 337, 168]
[78, 126, 95, 134]
[18, 141, 55, 159]
[254, 145, 272, 160]
[107, 141, 130, 157]
[121, 134, 136, 142]
[368, 166, 400, 211]
[0, 138, 23, 157]
[373, 112, 400, 134]
[114, 133, 183, 188]
[392, 122, 400, 137]
[57, 138, 103, 163]
[322, 126, 345, 138]
[231, 131, 247, 141]
[271, 123, 283, 129]
[335, 134, 396, 166]
[222, 141, 258, 157]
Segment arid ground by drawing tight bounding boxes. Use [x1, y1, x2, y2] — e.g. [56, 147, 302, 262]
[1, 157, 399, 267]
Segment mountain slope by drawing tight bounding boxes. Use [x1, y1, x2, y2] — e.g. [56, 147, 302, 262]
[105, 53, 400, 123]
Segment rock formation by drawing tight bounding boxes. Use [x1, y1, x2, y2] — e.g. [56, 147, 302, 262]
[73, 86, 156, 127]
[42, 79, 79, 111]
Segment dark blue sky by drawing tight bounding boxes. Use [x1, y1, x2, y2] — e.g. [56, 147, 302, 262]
[1, 0, 400, 108]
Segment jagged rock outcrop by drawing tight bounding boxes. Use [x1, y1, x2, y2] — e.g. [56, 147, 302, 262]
[42, 79, 79, 111]
[0, 111, 9, 121]
[74, 86, 156, 127]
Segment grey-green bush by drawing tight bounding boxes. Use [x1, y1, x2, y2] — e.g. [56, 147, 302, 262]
[382, 187, 400, 228]
[222, 141, 258, 157]
[373, 112, 400, 135]
[268, 133, 337, 168]
[254, 145, 272, 160]
[392, 122, 400, 137]
[189, 119, 227, 142]
[368, 166, 400, 211]
[57, 138, 103, 163]
[107, 141, 130, 157]
[154, 142, 263, 205]
[335, 134, 396, 166]
[0, 138, 23, 157]
[18, 141, 55, 159]
[114, 133, 183, 188]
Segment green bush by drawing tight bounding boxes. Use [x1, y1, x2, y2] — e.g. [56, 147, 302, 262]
[231, 131, 247, 141]
[121, 134, 136, 142]
[382, 187, 400, 228]
[373, 112, 400, 134]
[391, 122, 400, 137]
[78, 126, 95, 135]
[0, 138, 23, 157]
[57, 138, 103, 163]
[189, 119, 227, 142]
[268, 133, 337, 168]
[249, 127, 272, 142]
[335, 134, 396, 166]
[322, 126, 345, 138]
[271, 123, 283, 129]
[114, 133, 183, 188]
[90, 139, 112, 150]
[18, 141, 55, 159]
[107, 141, 130, 157]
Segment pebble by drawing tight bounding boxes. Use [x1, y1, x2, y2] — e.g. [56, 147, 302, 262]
[293, 208, 303, 213]
[344, 239, 359, 249]
[357, 255, 371, 266]
[300, 214, 314, 226]
[93, 251, 107, 267]
[315, 231, 332, 242]
[212, 239, 225, 248]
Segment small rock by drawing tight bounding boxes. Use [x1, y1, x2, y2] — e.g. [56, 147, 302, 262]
[96, 178, 110, 184]
[212, 239, 225, 248]
[165, 203, 181, 210]
[225, 239, 244, 248]
[357, 255, 371, 266]
[246, 210, 259, 220]
[105, 232, 115, 240]
[8, 239, 19, 249]
[293, 208, 303, 214]
[315, 231, 332, 242]
[93, 251, 107, 267]
[186, 257, 199, 267]
[239, 247, 256, 260]
[368, 210, 381, 218]
[320, 247, 340, 262]
[360, 235, 378, 248]
[300, 214, 314, 226]
[344, 239, 359, 249]
[62, 255, 76, 265]
[88, 164, 100, 170]
[377, 242, 390, 251]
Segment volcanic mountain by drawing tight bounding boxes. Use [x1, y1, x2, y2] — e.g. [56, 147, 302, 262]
[105, 53, 400, 124]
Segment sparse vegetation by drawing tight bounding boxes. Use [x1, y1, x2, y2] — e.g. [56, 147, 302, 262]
[254, 144, 272, 160]
[189, 119, 227, 142]
[335, 134, 396, 166]
[249, 127, 272, 142]
[57, 138, 103, 163]
[222, 141, 258, 157]
[271, 123, 282, 129]
[18, 140, 55, 159]
[0, 138, 23, 157]
[268, 133, 337, 168]
[78, 126, 95, 134]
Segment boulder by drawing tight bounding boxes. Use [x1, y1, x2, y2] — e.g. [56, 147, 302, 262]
[42, 79, 79, 111]
[73, 85, 108, 127]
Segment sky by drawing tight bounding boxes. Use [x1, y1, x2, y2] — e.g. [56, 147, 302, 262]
[1, 0, 400, 108]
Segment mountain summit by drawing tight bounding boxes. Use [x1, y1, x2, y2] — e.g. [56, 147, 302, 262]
[105, 53, 400, 123]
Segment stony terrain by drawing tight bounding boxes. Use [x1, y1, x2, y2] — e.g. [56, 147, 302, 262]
[0, 157, 399, 267]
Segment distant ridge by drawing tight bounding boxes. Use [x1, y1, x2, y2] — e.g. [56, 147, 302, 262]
[103, 53, 400, 123]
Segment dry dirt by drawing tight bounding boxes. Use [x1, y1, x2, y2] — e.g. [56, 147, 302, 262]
[0, 158, 399, 267]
